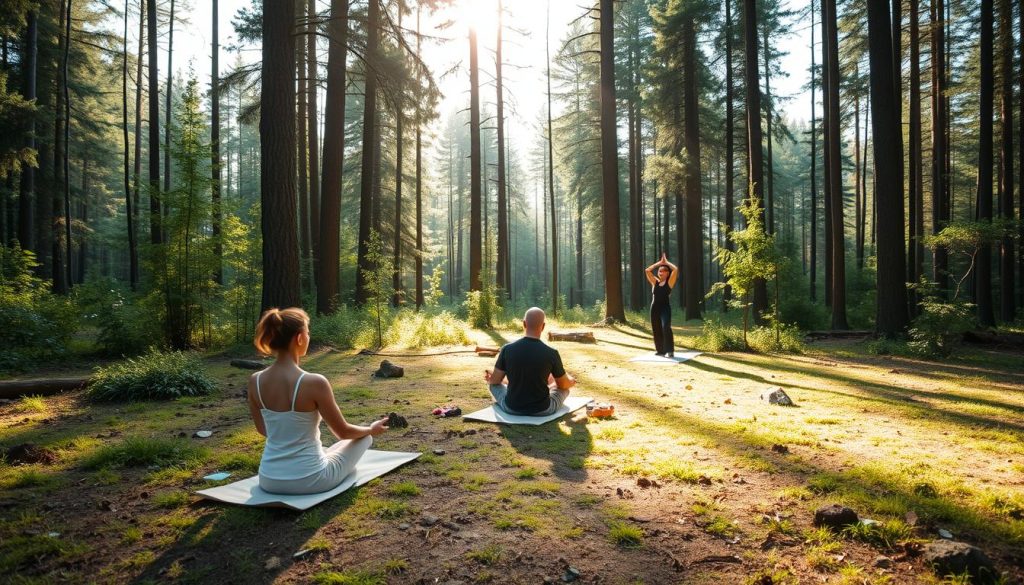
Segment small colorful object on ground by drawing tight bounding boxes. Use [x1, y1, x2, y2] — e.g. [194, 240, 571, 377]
[586, 402, 615, 418]
[203, 472, 232, 481]
[432, 405, 462, 417]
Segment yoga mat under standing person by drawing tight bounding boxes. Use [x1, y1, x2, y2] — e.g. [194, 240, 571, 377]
[248, 308, 390, 495]
[645, 253, 679, 357]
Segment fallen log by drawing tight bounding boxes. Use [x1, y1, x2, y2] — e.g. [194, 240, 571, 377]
[230, 359, 269, 370]
[963, 330, 1024, 348]
[475, 345, 500, 357]
[804, 330, 873, 341]
[0, 377, 90, 400]
[547, 331, 596, 343]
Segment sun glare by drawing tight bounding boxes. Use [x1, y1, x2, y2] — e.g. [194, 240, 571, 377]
[459, 0, 499, 35]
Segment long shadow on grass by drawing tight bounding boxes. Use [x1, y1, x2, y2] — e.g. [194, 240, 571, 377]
[499, 415, 592, 482]
[132, 486, 365, 584]
[609, 383, 1024, 551]
[687, 355, 1024, 434]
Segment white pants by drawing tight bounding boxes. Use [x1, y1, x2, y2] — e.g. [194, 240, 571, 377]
[258, 435, 373, 495]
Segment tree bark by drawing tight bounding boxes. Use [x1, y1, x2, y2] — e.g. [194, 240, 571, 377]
[683, 19, 703, 321]
[867, 0, 910, 336]
[930, 0, 948, 290]
[743, 0, 768, 322]
[908, 0, 922, 315]
[599, 0, 625, 322]
[121, 1, 137, 288]
[147, 0, 160, 244]
[307, 0, 320, 263]
[762, 24, 774, 235]
[469, 26, 482, 292]
[317, 0, 347, 314]
[296, 6, 310, 277]
[211, 0, 222, 285]
[355, 0, 379, 304]
[62, 0, 73, 290]
[163, 0, 174, 199]
[495, 0, 508, 297]
[393, 8, 404, 307]
[823, 0, 848, 329]
[260, 0, 301, 310]
[725, 0, 735, 309]
[546, 0, 557, 313]
[998, 0, 1015, 321]
[974, 0, 996, 326]
[17, 10, 37, 253]
[134, 0, 144, 245]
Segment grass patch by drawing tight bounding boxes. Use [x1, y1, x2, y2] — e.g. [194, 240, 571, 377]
[0, 534, 87, 573]
[466, 544, 502, 565]
[514, 467, 539, 480]
[312, 570, 386, 585]
[382, 558, 409, 575]
[87, 349, 217, 402]
[608, 521, 643, 547]
[18, 395, 47, 413]
[0, 468, 55, 490]
[703, 515, 739, 539]
[152, 490, 190, 509]
[82, 437, 208, 470]
[842, 520, 913, 549]
[386, 481, 420, 497]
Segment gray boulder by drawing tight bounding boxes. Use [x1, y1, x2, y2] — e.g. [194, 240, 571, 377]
[922, 540, 998, 584]
[766, 387, 794, 406]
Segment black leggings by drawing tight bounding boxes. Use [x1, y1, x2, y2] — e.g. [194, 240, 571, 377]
[651, 304, 674, 355]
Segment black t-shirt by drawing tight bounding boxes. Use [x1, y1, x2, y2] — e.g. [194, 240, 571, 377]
[494, 337, 566, 414]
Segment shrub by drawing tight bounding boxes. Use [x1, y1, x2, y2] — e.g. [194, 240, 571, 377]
[464, 287, 501, 329]
[748, 319, 804, 354]
[310, 306, 374, 348]
[87, 349, 217, 402]
[908, 298, 974, 358]
[693, 317, 746, 352]
[0, 244, 77, 371]
[76, 278, 161, 357]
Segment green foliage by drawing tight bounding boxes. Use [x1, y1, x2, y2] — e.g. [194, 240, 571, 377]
[75, 278, 160, 357]
[464, 287, 501, 329]
[0, 244, 77, 371]
[0, 71, 37, 180]
[693, 317, 747, 352]
[87, 349, 217, 402]
[608, 521, 644, 547]
[710, 193, 792, 347]
[362, 229, 394, 348]
[311, 307, 469, 349]
[312, 571, 385, 585]
[923, 220, 1013, 301]
[423, 263, 446, 307]
[221, 206, 263, 344]
[908, 296, 974, 358]
[748, 317, 805, 354]
[82, 437, 208, 470]
[841, 520, 913, 550]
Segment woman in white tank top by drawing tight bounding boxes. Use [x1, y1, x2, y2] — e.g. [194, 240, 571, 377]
[247, 308, 389, 495]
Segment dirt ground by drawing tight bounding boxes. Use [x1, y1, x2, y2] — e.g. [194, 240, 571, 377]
[2, 321, 1023, 584]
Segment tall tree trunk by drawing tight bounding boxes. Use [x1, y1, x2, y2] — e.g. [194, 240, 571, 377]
[307, 0, 320, 263]
[51, 0, 67, 292]
[1018, 0, 1024, 311]
[495, 0, 508, 297]
[762, 24, 774, 235]
[62, 0, 73, 291]
[683, 18, 702, 321]
[469, 26, 482, 292]
[393, 8, 404, 306]
[163, 0, 174, 199]
[974, 0, 996, 326]
[824, 0, 848, 329]
[854, 84, 862, 269]
[546, 0, 557, 313]
[930, 0, 948, 289]
[415, 6, 424, 309]
[627, 5, 642, 311]
[317, 0, 347, 314]
[147, 0, 161, 245]
[17, 10, 37, 253]
[725, 0, 735, 309]
[908, 0, 922, 315]
[820, 0, 832, 308]
[744, 0, 768, 321]
[260, 0, 301, 310]
[296, 5, 311, 280]
[355, 0, 379, 304]
[77, 157, 88, 283]
[998, 0, 1015, 321]
[867, 0, 910, 335]
[599, 0, 625, 322]
[122, 1, 137, 288]
[211, 0, 222, 284]
[134, 0, 144, 242]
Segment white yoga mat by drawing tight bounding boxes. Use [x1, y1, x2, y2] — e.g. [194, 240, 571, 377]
[195, 450, 420, 511]
[463, 395, 593, 425]
[628, 350, 702, 364]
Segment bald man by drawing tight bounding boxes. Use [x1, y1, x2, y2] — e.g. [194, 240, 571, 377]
[484, 307, 576, 416]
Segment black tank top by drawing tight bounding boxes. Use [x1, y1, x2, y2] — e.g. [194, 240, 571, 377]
[652, 281, 672, 308]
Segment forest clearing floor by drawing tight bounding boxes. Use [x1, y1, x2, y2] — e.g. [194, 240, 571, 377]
[2, 320, 1024, 584]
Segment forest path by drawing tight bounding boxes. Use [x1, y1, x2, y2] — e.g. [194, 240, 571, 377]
[1, 321, 1022, 584]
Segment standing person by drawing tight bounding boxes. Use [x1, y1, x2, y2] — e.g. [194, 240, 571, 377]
[645, 253, 679, 356]
[484, 307, 577, 415]
[247, 308, 390, 495]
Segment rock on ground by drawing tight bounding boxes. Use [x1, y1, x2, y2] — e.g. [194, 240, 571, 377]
[813, 504, 859, 531]
[373, 360, 404, 378]
[922, 540, 999, 584]
[765, 387, 794, 406]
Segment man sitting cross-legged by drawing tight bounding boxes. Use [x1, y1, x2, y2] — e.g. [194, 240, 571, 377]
[484, 307, 576, 416]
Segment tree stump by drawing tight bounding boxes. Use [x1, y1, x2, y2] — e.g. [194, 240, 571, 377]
[0, 377, 90, 400]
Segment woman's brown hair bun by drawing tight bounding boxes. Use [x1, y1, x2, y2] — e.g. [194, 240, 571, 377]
[254, 307, 310, 355]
